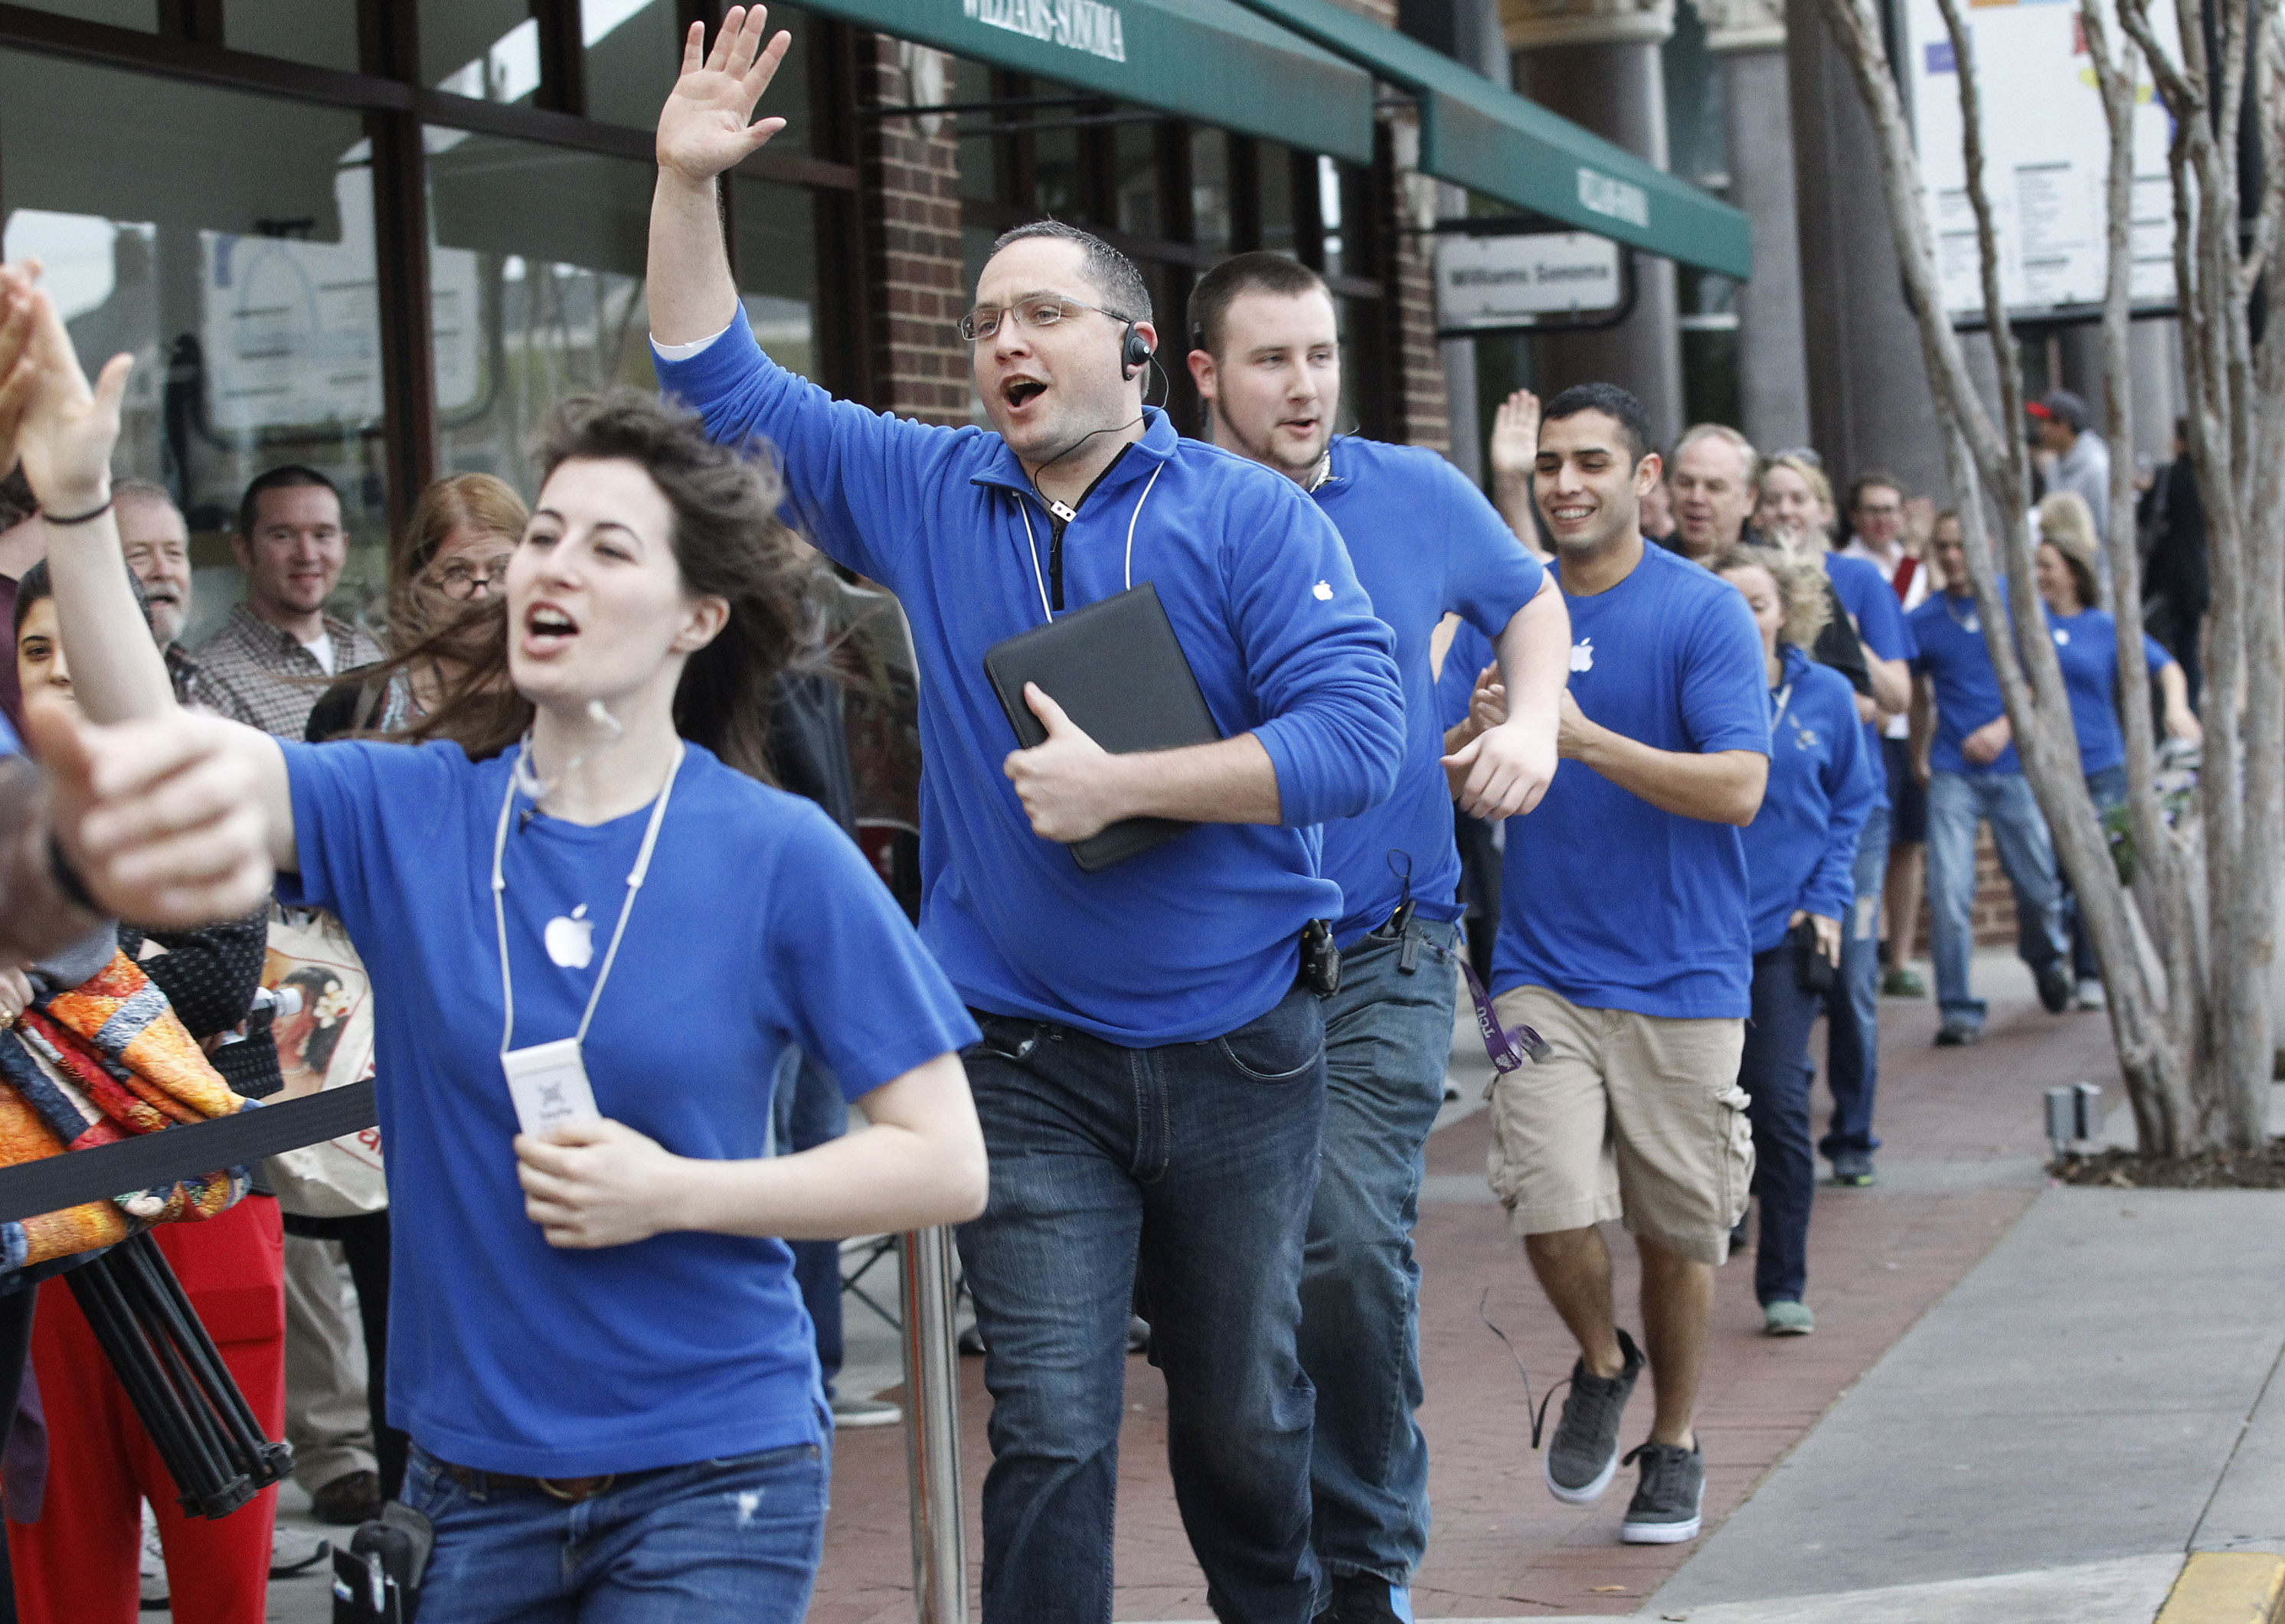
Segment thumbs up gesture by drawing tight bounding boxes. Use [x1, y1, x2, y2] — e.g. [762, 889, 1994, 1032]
[1004, 682, 1120, 843]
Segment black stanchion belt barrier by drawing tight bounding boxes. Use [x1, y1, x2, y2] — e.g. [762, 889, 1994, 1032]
[0, 1080, 376, 1225]
[3, 1084, 376, 1517]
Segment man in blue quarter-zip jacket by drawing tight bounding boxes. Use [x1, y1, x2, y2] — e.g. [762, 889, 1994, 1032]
[1187, 253, 1567, 1624]
[646, 17, 1403, 1623]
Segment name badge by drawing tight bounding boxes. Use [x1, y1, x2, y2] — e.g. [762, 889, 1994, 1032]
[501, 1037, 601, 1138]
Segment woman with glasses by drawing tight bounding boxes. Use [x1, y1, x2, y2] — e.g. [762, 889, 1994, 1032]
[306, 474, 525, 741]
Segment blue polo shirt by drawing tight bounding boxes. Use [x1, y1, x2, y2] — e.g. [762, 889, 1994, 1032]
[656, 319, 1403, 1046]
[1909, 587, 2018, 775]
[276, 738, 977, 1478]
[1312, 438, 1544, 946]
[2045, 606, 2172, 775]
[1493, 541, 1770, 1018]
[1742, 644, 1879, 953]
[1437, 620, 1496, 734]
[1825, 552, 1916, 805]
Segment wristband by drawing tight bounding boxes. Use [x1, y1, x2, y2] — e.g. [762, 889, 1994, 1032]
[45, 832, 100, 915]
[41, 496, 114, 527]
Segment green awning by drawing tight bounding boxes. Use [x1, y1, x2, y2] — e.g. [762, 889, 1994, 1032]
[801, 0, 1376, 166]
[1224, 0, 1752, 279]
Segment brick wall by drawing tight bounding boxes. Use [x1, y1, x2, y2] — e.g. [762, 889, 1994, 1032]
[1907, 826, 2025, 956]
[1390, 185, 1449, 454]
[854, 35, 970, 426]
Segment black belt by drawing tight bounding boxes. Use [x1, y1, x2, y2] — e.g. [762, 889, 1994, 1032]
[0, 1080, 377, 1225]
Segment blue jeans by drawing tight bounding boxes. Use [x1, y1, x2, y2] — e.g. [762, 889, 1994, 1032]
[1300, 917, 1460, 1588]
[2068, 765, 2130, 985]
[1925, 770, 2071, 1027]
[772, 1050, 849, 1396]
[400, 1438, 831, 1624]
[956, 985, 1328, 1624]
[1741, 943, 1822, 1305]
[1821, 801, 1889, 1159]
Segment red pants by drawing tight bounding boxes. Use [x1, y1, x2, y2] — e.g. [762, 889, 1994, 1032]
[8, 1195, 286, 1624]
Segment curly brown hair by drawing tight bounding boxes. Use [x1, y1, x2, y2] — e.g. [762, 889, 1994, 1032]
[1710, 543, 1831, 651]
[398, 390, 806, 782]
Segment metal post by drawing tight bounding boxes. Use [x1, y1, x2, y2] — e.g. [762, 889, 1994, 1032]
[897, 1227, 969, 1624]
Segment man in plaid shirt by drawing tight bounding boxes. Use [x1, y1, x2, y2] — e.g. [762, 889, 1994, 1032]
[190, 467, 382, 740]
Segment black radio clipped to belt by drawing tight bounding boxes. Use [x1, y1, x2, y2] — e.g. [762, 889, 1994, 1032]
[1301, 920, 1342, 999]
[333, 1503, 433, 1623]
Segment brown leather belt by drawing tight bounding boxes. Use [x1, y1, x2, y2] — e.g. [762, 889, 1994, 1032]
[440, 1462, 618, 1504]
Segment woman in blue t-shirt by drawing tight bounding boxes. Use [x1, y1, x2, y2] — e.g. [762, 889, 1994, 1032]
[2032, 521, 2201, 1007]
[14, 288, 988, 1624]
[1712, 548, 1877, 1338]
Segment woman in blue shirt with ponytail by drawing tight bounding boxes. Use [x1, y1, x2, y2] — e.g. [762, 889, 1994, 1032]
[1712, 547, 1878, 1338]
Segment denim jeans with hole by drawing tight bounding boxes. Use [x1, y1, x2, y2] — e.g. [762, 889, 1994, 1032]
[956, 984, 1329, 1624]
[398, 1437, 830, 1624]
[1926, 770, 2070, 1027]
[1821, 801, 1889, 1160]
[1301, 917, 1460, 1590]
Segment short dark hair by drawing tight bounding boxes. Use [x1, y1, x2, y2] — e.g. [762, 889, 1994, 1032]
[986, 221, 1152, 328]
[1540, 383, 1654, 466]
[1846, 470, 1904, 511]
[15, 555, 152, 639]
[237, 465, 340, 541]
[1187, 253, 1332, 360]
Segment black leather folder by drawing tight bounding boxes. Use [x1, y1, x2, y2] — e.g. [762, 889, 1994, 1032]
[983, 582, 1224, 872]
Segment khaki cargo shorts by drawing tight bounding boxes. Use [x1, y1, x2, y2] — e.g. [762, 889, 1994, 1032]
[1486, 984, 1751, 1266]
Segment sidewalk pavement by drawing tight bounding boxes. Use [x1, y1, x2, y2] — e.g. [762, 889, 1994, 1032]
[806, 950, 2130, 1622]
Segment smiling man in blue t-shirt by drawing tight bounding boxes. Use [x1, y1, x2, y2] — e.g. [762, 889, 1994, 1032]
[1485, 383, 1770, 1546]
[644, 20, 1404, 1623]
[1187, 253, 1568, 1623]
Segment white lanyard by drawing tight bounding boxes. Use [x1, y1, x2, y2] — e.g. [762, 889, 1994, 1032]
[1770, 680, 1795, 733]
[491, 740, 685, 1054]
[1016, 462, 1167, 623]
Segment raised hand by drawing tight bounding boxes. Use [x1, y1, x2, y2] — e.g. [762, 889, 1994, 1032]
[0, 266, 38, 479]
[656, 5, 792, 185]
[1488, 389, 1541, 481]
[10, 279, 130, 516]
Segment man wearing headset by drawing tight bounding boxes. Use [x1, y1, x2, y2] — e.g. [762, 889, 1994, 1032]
[1187, 253, 1566, 1622]
[645, 15, 1438, 1622]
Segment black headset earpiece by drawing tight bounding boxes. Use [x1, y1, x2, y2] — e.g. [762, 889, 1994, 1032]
[1120, 321, 1152, 381]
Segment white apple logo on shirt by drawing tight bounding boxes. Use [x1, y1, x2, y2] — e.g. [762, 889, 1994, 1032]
[544, 903, 595, 969]
[1571, 638, 1595, 674]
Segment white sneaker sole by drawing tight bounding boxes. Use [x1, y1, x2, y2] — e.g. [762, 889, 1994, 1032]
[1544, 1443, 1620, 1505]
[1621, 1482, 1705, 1544]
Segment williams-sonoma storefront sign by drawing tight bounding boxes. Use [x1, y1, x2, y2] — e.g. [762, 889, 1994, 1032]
[964, 0, 1129, 61]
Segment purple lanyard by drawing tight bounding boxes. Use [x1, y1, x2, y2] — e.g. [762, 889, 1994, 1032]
[1460, 960, 1551, 1072]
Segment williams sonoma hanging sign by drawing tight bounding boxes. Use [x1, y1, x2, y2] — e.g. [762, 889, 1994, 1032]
[963, 0, 1129, 62]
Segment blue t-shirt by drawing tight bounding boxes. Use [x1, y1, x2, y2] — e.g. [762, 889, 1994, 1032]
[1493, 543, 1770, 1018]
[1313, 438, 1544, 946]
[1909, 587, 2017, 775]
[656, 321, 1402, 1046]
[2045, 606, 2172, 775]
[1741, 645, 1880, 953]
[1825, 552, 1916, 806]
[275, 738, 978, 1479]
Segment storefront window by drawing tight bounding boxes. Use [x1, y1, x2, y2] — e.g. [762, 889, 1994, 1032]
[1190, 128, 1231, 253]
[1113, 121, 1160, 239]
[425, 128, 657, 494]
[0, 50, 390, 640]
[224, 0, 361, 74]
[15, 0, 152, 28]
[1257, 140, 1296, 258]
[733, 176, 819, 383]
[424, 0, 542, 103]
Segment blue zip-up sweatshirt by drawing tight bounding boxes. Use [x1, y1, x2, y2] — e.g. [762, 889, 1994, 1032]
[656, 320, 1404, 1046]
[1741, 643, 1879, 953]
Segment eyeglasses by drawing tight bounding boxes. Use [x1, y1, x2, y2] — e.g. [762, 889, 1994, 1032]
[957, 293, 1126, 342]
[432, 560, 508, 600]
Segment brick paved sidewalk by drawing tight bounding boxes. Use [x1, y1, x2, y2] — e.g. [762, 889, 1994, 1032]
[806, 957, 2120, 1623]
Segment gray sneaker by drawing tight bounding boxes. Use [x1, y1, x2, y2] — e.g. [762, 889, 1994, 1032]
[1620, 1439, 1705, 1543]
[1541, 1328, 1644, 1505]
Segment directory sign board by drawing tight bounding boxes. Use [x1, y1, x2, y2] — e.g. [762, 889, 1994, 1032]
[1904, 0, 2177, 319]
[1433, 231, 1625, 329]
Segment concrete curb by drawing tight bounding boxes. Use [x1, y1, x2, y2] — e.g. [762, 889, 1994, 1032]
[2156, 1554, 2285, 1624]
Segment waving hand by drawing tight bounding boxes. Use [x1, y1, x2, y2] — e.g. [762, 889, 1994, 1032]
[657, 5, 793, 184]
